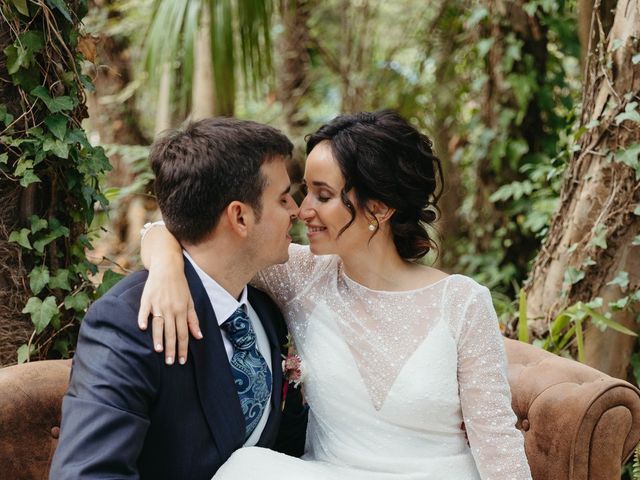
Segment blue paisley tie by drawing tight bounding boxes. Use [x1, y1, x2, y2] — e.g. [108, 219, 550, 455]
[222, 306, 272, 439]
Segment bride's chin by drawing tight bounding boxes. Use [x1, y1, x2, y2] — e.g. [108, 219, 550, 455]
[308, 243, 323, 255]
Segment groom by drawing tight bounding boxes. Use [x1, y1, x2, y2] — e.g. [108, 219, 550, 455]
[49, 118, 307, 479]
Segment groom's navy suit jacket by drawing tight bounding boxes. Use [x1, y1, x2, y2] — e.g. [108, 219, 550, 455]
[49, 259, 307, 480]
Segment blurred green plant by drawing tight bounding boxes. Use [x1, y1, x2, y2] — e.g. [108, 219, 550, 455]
[142, 0, 275, 119]
[440, 0, 582, 295]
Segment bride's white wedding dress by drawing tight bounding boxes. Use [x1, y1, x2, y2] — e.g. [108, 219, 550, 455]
[214, 244, 532, 479]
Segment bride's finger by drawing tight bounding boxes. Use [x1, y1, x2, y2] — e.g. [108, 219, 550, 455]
[176, 311, 189, 365]
[163, 314, 177, 365]
[187, 298, 202, 340]
[152, 313, 164, 353]
[138, 298, 151, 330]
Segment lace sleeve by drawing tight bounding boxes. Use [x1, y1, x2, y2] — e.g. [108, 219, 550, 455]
[250, 243, 320, 309]
[457, 287, 532, 480]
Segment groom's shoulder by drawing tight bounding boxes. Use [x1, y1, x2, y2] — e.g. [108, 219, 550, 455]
[104, 269, 149, 298]
[88, 269, 149, 320]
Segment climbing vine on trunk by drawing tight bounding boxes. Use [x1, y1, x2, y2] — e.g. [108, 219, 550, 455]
[0, 0, 121, 364]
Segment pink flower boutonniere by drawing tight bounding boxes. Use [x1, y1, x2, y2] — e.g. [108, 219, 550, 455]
[283, 353, 304, 387]
[281, 334, 305, 411]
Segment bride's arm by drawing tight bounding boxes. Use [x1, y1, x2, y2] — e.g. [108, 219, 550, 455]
[139, 224, 202, 366]
[457, 287, 533, 480]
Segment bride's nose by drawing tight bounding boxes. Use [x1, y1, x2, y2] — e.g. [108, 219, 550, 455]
[298, 195, 314, 221]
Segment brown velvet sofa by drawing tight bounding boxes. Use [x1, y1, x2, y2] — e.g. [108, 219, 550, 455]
[1, 339, 639, 480]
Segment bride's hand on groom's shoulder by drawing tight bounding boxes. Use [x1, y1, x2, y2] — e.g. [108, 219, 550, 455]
[137, 256, 202, 366]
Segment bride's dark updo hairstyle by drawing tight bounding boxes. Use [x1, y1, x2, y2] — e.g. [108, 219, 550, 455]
[305, 110, 443, 261]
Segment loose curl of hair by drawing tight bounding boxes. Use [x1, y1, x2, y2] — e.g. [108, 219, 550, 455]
[305, 110, 444, 261]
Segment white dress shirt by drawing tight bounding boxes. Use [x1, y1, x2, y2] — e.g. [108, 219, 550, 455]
[183, 251, 272, 447]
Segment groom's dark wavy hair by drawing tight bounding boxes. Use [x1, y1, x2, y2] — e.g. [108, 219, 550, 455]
[150, 118, 293, 244]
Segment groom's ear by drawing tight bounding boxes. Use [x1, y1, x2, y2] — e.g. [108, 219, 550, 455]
[225, 201, 254, 238]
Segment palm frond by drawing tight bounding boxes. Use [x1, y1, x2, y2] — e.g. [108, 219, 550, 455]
[139, 0, 275, 122]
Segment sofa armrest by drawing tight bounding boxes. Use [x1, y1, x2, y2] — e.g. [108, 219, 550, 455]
[0, 359, 71, 480]
[505, 338, 640, 480]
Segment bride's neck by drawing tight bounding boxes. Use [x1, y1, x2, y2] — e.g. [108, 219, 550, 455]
[340, 239, 411, 291]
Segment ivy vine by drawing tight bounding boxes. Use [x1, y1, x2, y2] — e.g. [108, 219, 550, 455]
[1, 0, 122, 362]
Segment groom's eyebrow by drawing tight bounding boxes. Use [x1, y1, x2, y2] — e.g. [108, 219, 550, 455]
[281, 184, 291, 195]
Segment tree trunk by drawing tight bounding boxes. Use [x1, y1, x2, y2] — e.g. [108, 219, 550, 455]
[524, 0, 640, 379]
[276, 0, 312, 135]
[192, 5, 216, 121]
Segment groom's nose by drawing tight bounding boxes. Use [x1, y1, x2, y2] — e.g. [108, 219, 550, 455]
[286, 194, 299, 217]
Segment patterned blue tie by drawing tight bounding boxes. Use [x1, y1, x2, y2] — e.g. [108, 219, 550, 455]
[222, 306, 272, 439]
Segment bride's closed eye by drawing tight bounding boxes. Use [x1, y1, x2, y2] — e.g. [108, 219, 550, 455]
[317, 193, 331, 203]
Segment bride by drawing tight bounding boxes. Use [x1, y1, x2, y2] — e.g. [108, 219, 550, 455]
[139, 110, 532, 479]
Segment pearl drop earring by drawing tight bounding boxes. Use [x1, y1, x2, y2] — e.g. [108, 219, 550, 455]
[368, 223, 376, 231]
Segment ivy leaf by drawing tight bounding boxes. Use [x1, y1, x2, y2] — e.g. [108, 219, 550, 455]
[17, 344, 35, 364]
[477, 38, 494, 57]
[33, 223, 70, 253]
[586, 119, 600, 129]
[589, 223, 608, 249]
[11, 0, 29, 16]
[53, 339, 69, 358]
[18, 31, 44, 55]
[29, 265, 50, 294]
[12, 64, 41, 91]
[609, 296, 630, 310]
[9, 228, 31, 249]
[14, 158, 33, 176]
[30, 86, 74, 113]
[96, 270, 125, 298]
[0, 153, 8, 164]
[30, 215, 47, 234]
[467, 7, 488, 27]
[19, 169, 41, 187]
[49, 269, 71, 291]
[46, 0, 73, 22]
[64, 292, 90, 312]
[614, 143, 640, 179]
[22, 296, 58, 333]
[582, 256, 596, 267]
[5, 32, 44, 74]
[616, 102, 640, 125]
[44, 114, 67, 141]
[633, 54, 640, 65]
[43, 137, 69, 159]
[635, 205, 640, 216]
[608, 271, 630, 291]
[585, 297, 604, 309]
[564, 267, 585, 286]
[4, 46, 21, 75]
[0, 105, 14, 127]
[633, 235, 640, 246]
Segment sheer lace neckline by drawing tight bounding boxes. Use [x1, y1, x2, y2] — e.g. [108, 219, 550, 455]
[327, 269, 459, 410]
[339, 263, 455, 295]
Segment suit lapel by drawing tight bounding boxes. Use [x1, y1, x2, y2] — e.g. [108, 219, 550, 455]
[248, 287, 284, 447]
[186, 259, 245, 460]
